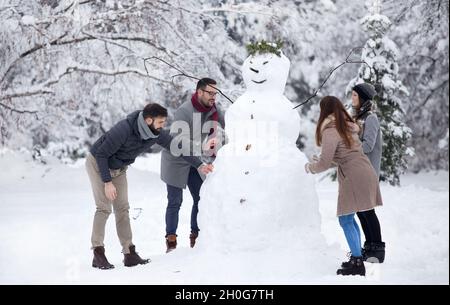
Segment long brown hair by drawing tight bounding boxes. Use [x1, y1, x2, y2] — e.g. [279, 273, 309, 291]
[315, 96, 355, 148]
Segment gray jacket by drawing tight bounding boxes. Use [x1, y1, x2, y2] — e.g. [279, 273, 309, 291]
[360, 112, 382, 178]
[161, 100, 225, 189]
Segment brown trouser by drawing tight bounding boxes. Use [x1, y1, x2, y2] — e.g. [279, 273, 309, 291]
[85, 153, 132, 254]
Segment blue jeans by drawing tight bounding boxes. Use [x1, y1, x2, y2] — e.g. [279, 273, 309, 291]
[338, 213, 362, 257]
[165, 167, 203, 235]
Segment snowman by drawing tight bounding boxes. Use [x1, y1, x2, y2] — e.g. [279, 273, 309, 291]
[199, 41, 325, 252]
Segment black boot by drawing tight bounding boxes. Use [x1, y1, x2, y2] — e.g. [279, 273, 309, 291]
[341, 252, 352, 268]
[341, 248, 364, 268]
[123, 245, 150, 267]
[337, 256, 365, 276]
[92, 246, 115, 270]
[364, 242, 385, 263]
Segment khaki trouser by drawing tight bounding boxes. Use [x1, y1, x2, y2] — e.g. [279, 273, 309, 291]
[85, 153, 132, 254]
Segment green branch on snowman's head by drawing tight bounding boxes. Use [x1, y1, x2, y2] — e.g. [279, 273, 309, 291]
[246, 40, 284, 57]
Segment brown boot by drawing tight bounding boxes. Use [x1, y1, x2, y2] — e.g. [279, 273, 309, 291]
[92, 246, 114, 270]
[166, 234, 177, 253]
[189, 232, 199, 248]
[123, 245, 150, 267]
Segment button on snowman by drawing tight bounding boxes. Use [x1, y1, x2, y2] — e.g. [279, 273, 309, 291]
[199, 41, 324, 251]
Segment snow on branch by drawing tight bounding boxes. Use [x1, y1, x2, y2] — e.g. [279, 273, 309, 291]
[200, 3, 276, 17]
[0, 64, 170, 102]
[81, 30, 178, 56]
[1, 31, 178, 88]
[57, 0, 94, 14]
[0, 101, 38, 115]
[0, 87, 54, 101]
[1, 32, 70, 86]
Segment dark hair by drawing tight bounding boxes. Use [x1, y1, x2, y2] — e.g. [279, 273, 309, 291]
[315, 96, 355, 149]
[143, 103, 168, 119]
[196, 78, 217, 90]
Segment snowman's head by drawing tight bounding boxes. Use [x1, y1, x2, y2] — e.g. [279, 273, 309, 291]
[242, 51, 290, 95]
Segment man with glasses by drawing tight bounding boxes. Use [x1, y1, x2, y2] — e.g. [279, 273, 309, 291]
[161, 78, 225, 252]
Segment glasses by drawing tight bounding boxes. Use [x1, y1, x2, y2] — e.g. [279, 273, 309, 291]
[201, 89, 218, 97]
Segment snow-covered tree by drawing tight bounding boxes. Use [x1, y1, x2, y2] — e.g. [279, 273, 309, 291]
[0, 0, 447, 174]
[0, 0, 240, 159]
[388, 0, 449, 172]
[348, 2, 412, 185]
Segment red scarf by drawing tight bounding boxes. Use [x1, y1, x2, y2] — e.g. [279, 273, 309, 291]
[191, 92, 219, 136]
[192, 92, 220, 157]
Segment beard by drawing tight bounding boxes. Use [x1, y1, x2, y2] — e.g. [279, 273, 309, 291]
[149, 123, 162, 135]
[200, 96, 215, 108]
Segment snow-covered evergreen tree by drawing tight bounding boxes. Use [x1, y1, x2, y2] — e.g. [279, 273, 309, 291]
[348, 1, 413, 185]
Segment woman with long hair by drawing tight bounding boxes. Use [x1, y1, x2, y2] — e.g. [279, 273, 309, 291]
[305, 96, 383, 276]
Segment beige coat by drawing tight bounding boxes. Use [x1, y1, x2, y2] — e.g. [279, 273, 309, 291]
[309, 116, 383, 216]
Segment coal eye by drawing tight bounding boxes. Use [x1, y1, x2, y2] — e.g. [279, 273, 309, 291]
[263, 61, 268, 65]
[250, 61, 253, 64]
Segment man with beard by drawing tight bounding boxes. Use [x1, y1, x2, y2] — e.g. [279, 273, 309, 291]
[87, 103, 213, 269]
[161, 78, 225, 252]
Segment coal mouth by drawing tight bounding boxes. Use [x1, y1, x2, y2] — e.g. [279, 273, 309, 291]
[252, 80, 267, 84]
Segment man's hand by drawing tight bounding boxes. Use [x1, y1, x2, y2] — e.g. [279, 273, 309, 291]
[105, 182, 117, 201]
[199, 164, 214, 175]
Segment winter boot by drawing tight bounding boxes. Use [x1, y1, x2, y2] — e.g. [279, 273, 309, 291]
[189, 232, 199, 248]
[341, 252, 353, 268]
[361, 241, 369, 258]
[342, 245, 365, 268]
[364, 242, 385, 263]
[92, 246, 115, 270]
[123, 245, 150, 267]
[337, 256, 365, 276]
[166, 234, 177, 253]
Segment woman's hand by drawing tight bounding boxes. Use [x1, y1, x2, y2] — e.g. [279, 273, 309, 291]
[305, 163, 312, 174]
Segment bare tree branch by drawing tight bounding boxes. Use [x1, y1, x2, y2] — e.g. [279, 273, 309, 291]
[0, 88, 54, 100]
[144, 56, 235, 104]
[293, 47, 371, 109]
[413, 79, 449, 114]
[81, 30, 178, 56]
[0, 101, 38, 115]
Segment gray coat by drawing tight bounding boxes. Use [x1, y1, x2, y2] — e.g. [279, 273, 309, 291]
[360, 113, 382, 178]
[161, 100, 225, 189]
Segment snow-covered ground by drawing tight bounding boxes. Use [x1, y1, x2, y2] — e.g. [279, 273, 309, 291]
[0, 150, 448, 284]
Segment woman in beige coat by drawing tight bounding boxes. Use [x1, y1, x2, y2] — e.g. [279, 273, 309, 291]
[305, 96, 383, 276]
